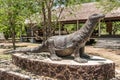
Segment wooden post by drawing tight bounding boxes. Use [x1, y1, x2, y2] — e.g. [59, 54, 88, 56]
[106, 21, 112, 35]
[20, 25, 23, 42]
[30, 24, 35, 43]
[59, 22, 61, 35]
[98, 20, 101, 37]
[76, 20, 79, 30]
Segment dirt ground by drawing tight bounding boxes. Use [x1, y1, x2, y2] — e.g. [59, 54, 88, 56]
[85, 45, 120, 77]
[0, 42, 120, 77]
[85, 46, 120, 69]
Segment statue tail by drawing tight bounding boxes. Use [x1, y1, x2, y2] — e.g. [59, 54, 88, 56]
[4, 43, 47, 54]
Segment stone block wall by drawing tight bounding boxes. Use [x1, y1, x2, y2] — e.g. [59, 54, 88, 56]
[12, 54, 115, 80]
[0, 68, 31, 80]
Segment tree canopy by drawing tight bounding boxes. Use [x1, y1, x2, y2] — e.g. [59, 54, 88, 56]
[99, 0, 120, 13]
[0, 0, 42, 49]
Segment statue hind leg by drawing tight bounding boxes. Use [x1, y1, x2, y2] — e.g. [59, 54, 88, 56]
[74, 45, 88, 63]
[79, 46, 91, 59]
[48, 39, 62, 61]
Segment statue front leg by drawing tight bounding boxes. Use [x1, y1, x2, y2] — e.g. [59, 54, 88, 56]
[79, 46, 91, 59]
[48, 40, 62, 61]
[74, 45, 87, 63]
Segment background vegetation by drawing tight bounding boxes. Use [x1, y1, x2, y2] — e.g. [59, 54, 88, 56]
[0, 0, 120, 49]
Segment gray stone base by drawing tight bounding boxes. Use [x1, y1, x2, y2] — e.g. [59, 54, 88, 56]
[12, 53, 115, 80]
[0, 68, 30, 80]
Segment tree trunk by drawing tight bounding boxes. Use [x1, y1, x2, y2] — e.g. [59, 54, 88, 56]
[42, 2, 47, 40]
[11, 25, 16, 50]
[47, 7, 52, 37]
[9, 15, 16, 50]
[12, 27, 16, 50]
[8, 2, 16, 50]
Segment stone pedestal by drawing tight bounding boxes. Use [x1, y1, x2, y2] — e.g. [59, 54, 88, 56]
[12, 53, 115, 80]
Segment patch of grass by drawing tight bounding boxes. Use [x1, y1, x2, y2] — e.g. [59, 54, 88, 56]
[0, 54, 11, 60]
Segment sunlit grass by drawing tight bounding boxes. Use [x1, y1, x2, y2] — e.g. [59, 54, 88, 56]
[0, 54, 11, 60]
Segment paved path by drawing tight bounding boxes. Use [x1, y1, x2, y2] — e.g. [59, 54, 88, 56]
[94, 38, 120, 49]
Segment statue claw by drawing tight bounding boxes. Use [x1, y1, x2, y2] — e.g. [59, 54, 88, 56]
[50, 54, 62, 61]
[81, 53, 91, 59]
[74, 57, 88, 63]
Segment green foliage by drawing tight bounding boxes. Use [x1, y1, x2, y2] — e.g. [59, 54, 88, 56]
[99, 0, 120, 13]
[99, 22, 107, 34]
[64, 24, 75, 32]
[53, 0, 81, 7]
[0, 0, 42, 37]
[113, 22, 120, 34]
[0, 0, 43, 49]
[80, 0, 100, 3]
[98, 0, 120, 35]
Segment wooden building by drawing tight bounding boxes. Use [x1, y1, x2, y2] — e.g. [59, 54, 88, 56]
[58, 2, 120, 37]
[23, 2, 120, 43]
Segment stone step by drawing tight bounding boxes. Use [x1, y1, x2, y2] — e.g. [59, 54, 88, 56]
[0, 68, 31, 80]
[94, 38, 120, 49]
[0, 60, 55, 80]
[0, 68, 56, 80]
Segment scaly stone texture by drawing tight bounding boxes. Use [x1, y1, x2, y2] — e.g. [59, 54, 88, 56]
[12, 54, 115, 80]
[0, 68, 30, 80]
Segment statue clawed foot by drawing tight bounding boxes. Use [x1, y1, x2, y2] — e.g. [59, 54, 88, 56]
[50, 54, 62, 61]
[81, 53, 92, 59]
[74, 57, 88, 63]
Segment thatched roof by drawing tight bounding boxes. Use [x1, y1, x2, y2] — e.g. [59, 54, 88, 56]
[59, 2, 120, 24]
[25, 2, 120, 24]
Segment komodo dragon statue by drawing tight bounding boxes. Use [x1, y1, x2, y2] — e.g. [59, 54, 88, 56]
[8, 14, 105, 63]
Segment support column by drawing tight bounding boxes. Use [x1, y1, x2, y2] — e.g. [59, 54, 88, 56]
[76, 20, 79, 30]
[98, 20, 101, 37]
[30, 24, 36, 43]
[106, 21, 113, 35]
[59, 22, 61, 35]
